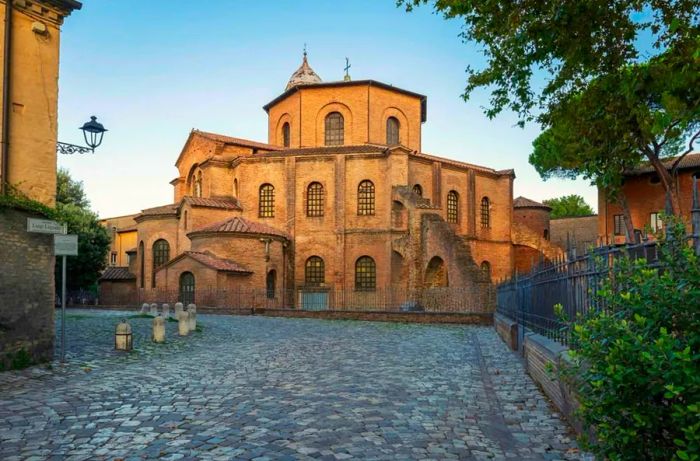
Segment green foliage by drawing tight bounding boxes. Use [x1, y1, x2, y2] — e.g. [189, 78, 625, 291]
[55, 169, 110, 291]
[0, 349, 34, 371]
[0, 183, 60, 220]
[543, 195, 594, 219]
[565, 218, 700, 460]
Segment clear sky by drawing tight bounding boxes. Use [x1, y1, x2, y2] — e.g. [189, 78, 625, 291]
[56, 0, 597, 218]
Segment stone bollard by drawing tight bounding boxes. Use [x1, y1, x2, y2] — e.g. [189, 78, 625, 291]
[150, 303, 158, 316]
[140, 303, 149, 314]
[187, 304, 197, 331]
[174, 302, 183, 318]
[162, 303, 170, 319]
[152, 316, 165, 343]
[178, 310, 189, 336]
[115, 320, 133, 351]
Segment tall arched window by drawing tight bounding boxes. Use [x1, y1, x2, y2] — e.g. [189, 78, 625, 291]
[259, 184, 275, 218]
[357, 180, 375, 216]
[324, 112, 344, 146]
[355, 256, 376, 291]
[386, 117, 400, 145]
[481, 197, 490, 228]
[266, 270, 276, 299]
[480, 261, 491, 281]
[184, 211, 188, 231]
[138, 241, 145, 288]
[152, 239, 170, 288]
[447, 190, 459, 223]
[306, 182, 324, 217]
[412, 184, 423, 197]
[194, 170, 203, 198]
[305, 256, 325, 286]
[282, 122, 290, 147]
[179, 272, 195, 305]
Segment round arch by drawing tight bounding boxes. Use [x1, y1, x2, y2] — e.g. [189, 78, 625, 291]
[315, 101, 353, 147]
[380, 106, 410, 147]
[274, 112, 294, 147]
[425, 256, 448, 288]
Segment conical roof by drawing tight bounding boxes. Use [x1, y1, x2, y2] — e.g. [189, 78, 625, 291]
[286, 52, 322, 91]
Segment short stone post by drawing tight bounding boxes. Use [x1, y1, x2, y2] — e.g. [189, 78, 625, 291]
[178, 310, 189, 336]
[140, 303, 149, 314]
[162, 303, 170, 319]
[187, 304, 197, 331]
[149, 303, 158, 316]
[152, 316, 165, 343]
[174, 302, 183, 318]
[115, 320, 133, 351]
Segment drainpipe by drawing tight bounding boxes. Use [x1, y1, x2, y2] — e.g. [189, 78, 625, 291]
[0, 0, 11, 194]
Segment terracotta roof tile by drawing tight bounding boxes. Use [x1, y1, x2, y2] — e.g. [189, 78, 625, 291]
[625, 152, 700, 176]
[99, 267, 136, 281]
[514, 196, 551, 210]
[139, 203, 178, 216]
[195, 130, 283, 151]
[190, 216, 288, 239]
[181, 196, 242, 211]
[413, 152, 509, 176]
[185, 251, 252, 273]
[253, 144, 388, 158]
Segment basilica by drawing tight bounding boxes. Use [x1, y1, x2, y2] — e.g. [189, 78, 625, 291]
[99, 53, 525, 310]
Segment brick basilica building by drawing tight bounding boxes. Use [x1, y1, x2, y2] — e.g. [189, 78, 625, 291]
[100, 54, 524, 310]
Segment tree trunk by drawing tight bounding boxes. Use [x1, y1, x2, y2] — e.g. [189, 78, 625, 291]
[616, 194, 636, 243]
[646, 151, 682, 216]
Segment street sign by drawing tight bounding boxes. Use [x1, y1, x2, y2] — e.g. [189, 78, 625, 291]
[27, 218, 66, 234]
[54, 234, 78, 256]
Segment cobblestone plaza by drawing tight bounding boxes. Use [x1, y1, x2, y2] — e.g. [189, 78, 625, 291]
[0, 311, 584, 460]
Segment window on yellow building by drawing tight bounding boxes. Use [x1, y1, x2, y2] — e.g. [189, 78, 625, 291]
[110, 252, 117, 266]
[306, 182, 324, 217]
[447, 191, 459, 223]
[481, 197, 490, 228]
[305, 256, 325, 286]
[386, 117, 400, 145]
[357, 180, 375, 216]
[325, 112, 344, 146]
[355, 256, 376, 291]
[282, 122, 290, 147]
[259, 184, 275, 218]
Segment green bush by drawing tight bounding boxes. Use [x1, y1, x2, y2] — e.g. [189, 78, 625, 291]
[566, 218, 700, 460]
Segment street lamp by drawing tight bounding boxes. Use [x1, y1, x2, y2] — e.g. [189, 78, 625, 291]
[57, 115, 108, 154]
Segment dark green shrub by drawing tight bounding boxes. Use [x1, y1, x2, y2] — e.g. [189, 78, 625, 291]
[566, 219, 700, 460]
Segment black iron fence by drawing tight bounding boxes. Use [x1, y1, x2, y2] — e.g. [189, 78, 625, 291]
[497, 241, 662, 346]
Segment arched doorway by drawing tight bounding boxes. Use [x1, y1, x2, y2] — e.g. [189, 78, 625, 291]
[425, 256, 448, 287]
[179, 272, 195, 305]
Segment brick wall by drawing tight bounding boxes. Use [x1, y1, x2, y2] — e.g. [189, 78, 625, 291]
[0, 209, 55, 368]
[550, 215, 598, 255]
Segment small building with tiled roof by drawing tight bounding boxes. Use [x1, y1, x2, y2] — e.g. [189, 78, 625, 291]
[100, 53, 522, 309]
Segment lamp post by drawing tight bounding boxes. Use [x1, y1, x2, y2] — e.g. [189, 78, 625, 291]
[56, 115, 107, 154]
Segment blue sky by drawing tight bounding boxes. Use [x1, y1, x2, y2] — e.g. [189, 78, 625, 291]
[57, 0, 597, 218]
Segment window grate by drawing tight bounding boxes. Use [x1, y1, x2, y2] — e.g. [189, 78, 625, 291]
[325, 112, 344, 146]
[358, 180, 375, 216]
[355, 256, 376, 291]
[481, 197, 490, 228]
[259, 184, 275, 218]
[305, 256, 325, 285]
[306, 182, 324, 217]
[447, 191, 459, 223]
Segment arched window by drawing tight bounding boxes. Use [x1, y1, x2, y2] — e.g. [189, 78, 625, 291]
[357, 180, 375, 216]
[139, 241, 145, 288]
[480, 261, 491, 280]
[386, 117, 400, 145]
[194, 170, 203, 198]
[266, 270, 276, 299]
[355, 256, 376, 291]
[412, 184, 423, 197]
[447, 190, 459, 223]
[282, 122, 291, 147]
[152, 239, 170, 288]
[259, 184, 275, 218]
[306, 182, 324, 217]
[305, 256, 325, 286]
[324, 112, 344, 146]
[179, 272, 195, 305]
[481, 197, 490, 228]
[184, 211, 188, 231]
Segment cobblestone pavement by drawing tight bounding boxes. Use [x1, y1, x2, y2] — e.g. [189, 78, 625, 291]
[0, 310, 585, 460]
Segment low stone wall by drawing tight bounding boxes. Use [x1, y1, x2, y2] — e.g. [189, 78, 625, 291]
[256, 308, 493, 325]
[0, 208, 55, 369]
[494, 313, 518, 350]
[523, 333, 584, 434]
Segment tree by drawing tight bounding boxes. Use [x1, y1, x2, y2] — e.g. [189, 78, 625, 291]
[55, 168, 110, 291]
[543, 195, 593, 219]
[398, 0, 700, 216]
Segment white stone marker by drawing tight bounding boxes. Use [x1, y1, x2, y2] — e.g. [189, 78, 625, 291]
[162, 303, 170, 319]
[140, 303, 149, 314]
[150, 303, 158, 316]
[187, 304, 197, 331]
[174, 302, 184, 318]
[178, 310, 189, 336]
[152, 316, 165, 343]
